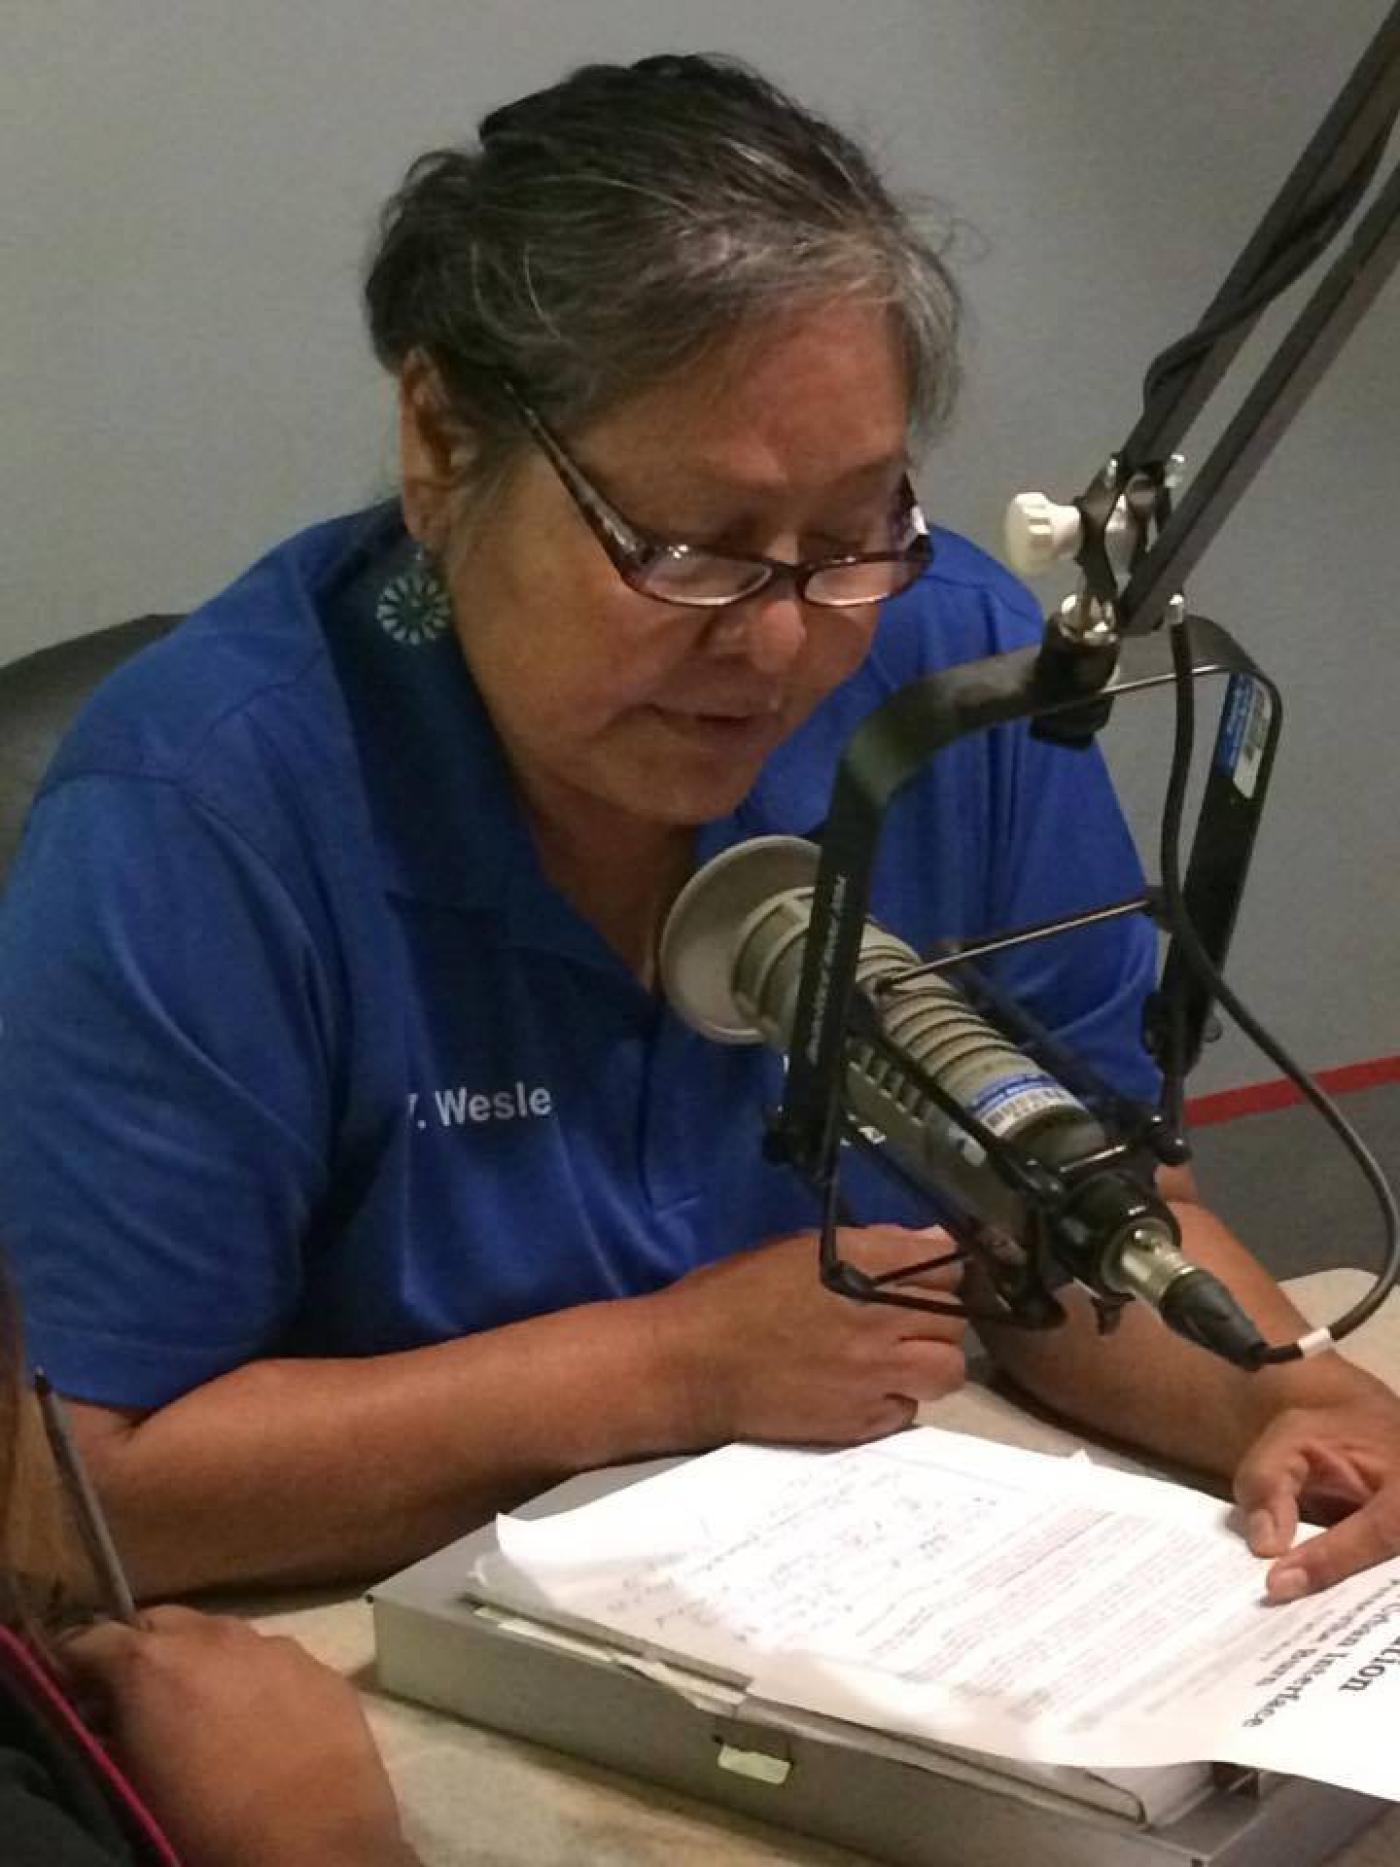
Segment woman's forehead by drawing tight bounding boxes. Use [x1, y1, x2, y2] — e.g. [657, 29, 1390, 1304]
[580, 302, 911, 496]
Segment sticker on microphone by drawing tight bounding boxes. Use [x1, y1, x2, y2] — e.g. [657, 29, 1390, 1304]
[966, 1073, 1083, 1136]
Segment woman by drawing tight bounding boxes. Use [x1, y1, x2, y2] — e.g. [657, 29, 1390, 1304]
[0, 1268, 415, 1864]
[1, 54, 1397, 1600]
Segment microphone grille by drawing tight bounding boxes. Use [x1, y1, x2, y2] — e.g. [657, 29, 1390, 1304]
[659, 835, 820, 1042]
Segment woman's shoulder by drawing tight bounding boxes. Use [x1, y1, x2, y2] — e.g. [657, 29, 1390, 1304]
[7, 506, 409, 945]
[870, 526, 1045, 681]
[45, 506, 400, 793]
[34, 507, 402, 845]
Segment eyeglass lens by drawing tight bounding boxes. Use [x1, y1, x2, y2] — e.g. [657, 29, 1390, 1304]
[632, 548, 927, 608]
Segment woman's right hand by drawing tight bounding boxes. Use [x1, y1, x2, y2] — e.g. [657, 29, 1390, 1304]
[651, 1225, 968, 1448]
[62, 1606, 416, 1867]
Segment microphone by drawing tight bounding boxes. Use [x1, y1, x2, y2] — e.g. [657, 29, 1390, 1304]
[660, 834, 1269, 1368]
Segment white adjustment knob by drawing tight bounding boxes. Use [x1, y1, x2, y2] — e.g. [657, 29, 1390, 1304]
[1003, 491, 1083, 577]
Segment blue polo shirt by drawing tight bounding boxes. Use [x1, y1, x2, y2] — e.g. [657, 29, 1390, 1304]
[0, 505, 1159, 1409]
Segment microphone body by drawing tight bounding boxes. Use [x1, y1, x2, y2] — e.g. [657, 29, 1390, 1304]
[660, 836, 1267, 1367]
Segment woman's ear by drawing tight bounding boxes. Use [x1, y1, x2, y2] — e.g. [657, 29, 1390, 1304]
[397, 353, 473, 551]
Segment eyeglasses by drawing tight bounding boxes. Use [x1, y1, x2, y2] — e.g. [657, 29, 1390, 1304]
[501, 383, 934, 611]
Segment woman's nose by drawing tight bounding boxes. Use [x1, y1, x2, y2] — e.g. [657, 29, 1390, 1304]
[706, 580, 809, 675]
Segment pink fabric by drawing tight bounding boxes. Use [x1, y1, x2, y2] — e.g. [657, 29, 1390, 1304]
[0, 1623, 182, 1867]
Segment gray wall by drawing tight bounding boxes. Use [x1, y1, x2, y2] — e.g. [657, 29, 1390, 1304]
[3, 0, 1397, 1092]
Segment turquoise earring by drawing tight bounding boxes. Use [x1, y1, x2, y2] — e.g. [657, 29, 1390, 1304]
[376, 543, 453, 646]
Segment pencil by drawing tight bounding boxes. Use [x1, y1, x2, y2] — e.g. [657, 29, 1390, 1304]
[33, 1369, 138, 1624]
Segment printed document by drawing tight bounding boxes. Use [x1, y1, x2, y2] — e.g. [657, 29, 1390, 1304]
[493, 1427, 1400, 1800]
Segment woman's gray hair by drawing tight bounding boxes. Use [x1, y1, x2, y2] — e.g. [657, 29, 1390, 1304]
[365, 54, 961, 509]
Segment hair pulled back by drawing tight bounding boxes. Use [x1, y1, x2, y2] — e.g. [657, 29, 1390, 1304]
[365, 53, 961, 509]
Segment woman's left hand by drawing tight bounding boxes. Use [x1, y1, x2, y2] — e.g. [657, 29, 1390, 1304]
[1234, 1388, 1400, 1599]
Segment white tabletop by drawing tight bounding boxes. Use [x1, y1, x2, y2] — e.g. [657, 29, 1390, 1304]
[254, 1269, 1400, 1866]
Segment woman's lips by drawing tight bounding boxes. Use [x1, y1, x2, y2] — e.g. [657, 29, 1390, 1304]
[648, 704, 782, 750]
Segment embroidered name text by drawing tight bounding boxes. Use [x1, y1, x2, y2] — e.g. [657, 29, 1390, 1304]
[427, 1081, 554, 1126]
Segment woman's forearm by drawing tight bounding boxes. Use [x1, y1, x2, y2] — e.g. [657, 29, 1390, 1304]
[980, 1194, 1381, 1476]
[68, 1292, 690, 1597]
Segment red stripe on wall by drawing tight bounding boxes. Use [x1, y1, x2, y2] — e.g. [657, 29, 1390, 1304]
[1184, 1054, 1400, 1128]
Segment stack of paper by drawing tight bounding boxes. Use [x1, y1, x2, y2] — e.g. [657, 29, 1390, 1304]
[488, 1426, 1400, 1803]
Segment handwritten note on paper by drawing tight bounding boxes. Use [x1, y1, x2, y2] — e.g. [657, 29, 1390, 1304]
[493, 1427, 1400, 1802]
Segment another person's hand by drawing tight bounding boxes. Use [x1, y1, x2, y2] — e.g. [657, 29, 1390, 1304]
[63, 1606, 416, 1867]
[1234, 1383, 1400, 1600]
[654, 1225, 966, 1447]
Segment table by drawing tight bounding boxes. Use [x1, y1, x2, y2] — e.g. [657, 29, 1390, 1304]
[255, 1269, 1400, 1866]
